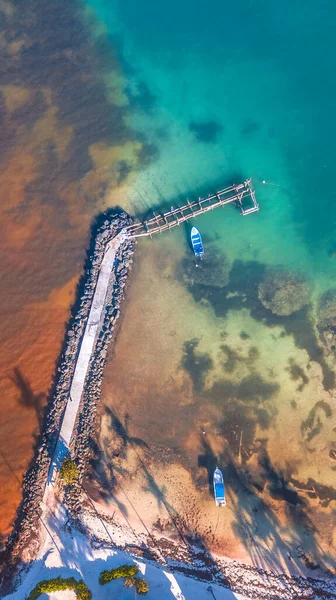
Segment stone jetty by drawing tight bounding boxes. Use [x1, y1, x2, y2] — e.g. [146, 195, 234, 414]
[0, 210, 134, 590]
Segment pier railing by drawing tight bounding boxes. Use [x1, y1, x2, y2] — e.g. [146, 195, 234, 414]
[126, 178, 259, 238]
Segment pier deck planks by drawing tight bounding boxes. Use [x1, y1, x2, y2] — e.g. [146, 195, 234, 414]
[127, 179, 259, 238]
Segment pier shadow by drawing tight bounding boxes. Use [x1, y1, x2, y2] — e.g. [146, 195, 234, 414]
[133, 170, 246, 223]
[183, 221, 194, 254]
[11, 367, 46, 434]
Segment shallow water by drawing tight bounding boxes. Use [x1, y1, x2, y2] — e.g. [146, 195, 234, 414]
[86, 0, 336, 287]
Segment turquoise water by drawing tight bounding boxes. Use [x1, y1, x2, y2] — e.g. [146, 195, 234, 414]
[88, 0, 336, 287]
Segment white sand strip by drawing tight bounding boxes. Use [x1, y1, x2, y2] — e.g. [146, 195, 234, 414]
[4, 504, 250, 600]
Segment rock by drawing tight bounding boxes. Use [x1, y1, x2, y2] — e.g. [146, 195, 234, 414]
[329, 448, 336, 460]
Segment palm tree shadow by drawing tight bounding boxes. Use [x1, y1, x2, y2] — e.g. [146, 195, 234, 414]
[86, 438, 128, 517]
[103, 407, 190, 546]
[141, 465, 168, 511]
[11, 367, 46, 433]
[87, 407, 150, 502]
[139, 460, 191, 548]
[104, 407, 149, 450]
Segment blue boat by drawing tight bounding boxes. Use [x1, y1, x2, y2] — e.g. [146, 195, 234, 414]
[213, 467, 226, 507]
[191, 226, 204, 258]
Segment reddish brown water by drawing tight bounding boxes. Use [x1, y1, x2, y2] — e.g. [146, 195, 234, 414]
[0, 0, 147, 542]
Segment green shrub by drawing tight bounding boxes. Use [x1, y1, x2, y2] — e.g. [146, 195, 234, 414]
[76, 580, 92, 600]
[59, 458, 79, 484]
[27, 576, 91, 600]
[99, 564, 139, 585]
[135, 577, 149, 595]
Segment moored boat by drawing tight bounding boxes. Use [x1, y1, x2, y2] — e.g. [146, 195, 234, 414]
[213, 467, 226, 507]
[191, 226, 204, 258]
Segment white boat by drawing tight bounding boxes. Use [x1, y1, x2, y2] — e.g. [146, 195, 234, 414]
[191, 226, 204, 258]
[213, 467, 226, 507]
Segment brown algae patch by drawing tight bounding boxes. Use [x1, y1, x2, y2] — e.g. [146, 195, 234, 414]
[91, 236, 336, 573]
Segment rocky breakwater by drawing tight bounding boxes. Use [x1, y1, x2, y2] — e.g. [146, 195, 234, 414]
[64, 235, 135, 520]
[0, 210, 134, 591]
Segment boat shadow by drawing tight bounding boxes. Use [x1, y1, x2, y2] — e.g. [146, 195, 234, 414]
[197, 429, 217, 497]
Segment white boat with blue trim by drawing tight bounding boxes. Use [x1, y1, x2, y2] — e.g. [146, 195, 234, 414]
[213, 467, 226, 507]
[191, 226, 204, 258]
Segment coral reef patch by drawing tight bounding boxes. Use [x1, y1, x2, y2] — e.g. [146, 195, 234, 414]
[181, 247, 230, 289]
[317, 289, 336, 355]
[189, 120, 223, 143]
[258, 267, 310, 316]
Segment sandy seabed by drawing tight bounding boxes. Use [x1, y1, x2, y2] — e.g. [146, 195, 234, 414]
[87, 231, 336, 581]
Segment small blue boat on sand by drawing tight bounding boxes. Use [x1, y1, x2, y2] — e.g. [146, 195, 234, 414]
[191, 226, 204, 258]
[213, 467, 226, 507]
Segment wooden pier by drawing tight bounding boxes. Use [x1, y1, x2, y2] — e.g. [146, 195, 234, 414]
[126, 178, 259, 238]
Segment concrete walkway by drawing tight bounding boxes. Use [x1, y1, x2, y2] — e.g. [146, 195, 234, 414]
[46, 231, 127, 489]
